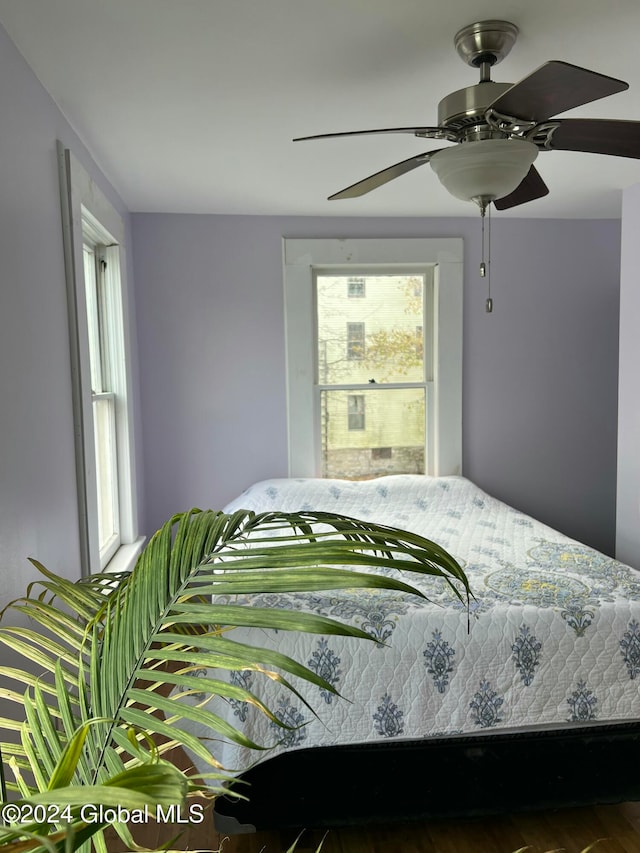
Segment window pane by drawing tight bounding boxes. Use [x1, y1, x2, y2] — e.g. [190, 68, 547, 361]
[347, 277, 365, 297]
[347, 394, 365, 430]
[320, 388, 425, 479]
[83, 245, 103, 393]
[346, 322, 365, 360]
[93, 395, 119, 562]
[317, 274, 425, 385]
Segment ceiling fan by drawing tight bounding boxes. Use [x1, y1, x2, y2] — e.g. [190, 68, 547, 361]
[294, 19, 640, 213]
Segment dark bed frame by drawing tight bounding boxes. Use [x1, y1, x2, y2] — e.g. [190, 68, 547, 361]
[212, 721, 640, 834]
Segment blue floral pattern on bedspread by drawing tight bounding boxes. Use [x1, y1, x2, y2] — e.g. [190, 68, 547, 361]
[177, 475, 640, 778]
[308, 638, 342, 703]
[512, 626, 542, 686]
[423, 630, 456, 693]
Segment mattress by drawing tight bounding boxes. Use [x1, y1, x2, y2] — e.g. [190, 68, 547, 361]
[182, 475, 640, 779]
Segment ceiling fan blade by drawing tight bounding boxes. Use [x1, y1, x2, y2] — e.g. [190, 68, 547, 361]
[328, 149, 444, 199]
[543, 118, 640, 158]
[493, 166, 549, 210]
[294, 127, 449, 142]
[488, 61, 628, 123]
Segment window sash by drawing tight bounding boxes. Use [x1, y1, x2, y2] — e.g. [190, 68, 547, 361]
[315, 269, 433, 479]
[85, 240, 122, 569]
[317, 272, 431, 387]
[346, 322, 365, 360]
[320, 386, 428, 478]
[92, 392, 120, 566]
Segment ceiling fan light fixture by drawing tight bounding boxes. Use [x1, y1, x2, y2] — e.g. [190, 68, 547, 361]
[430, 139, 539, 207]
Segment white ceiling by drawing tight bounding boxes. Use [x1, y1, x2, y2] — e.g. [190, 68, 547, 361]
[1, 0, 639, 218]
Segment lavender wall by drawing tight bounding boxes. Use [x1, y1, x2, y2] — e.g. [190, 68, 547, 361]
[0, 24, 141, 609]
[132, 214, 620, 555]
[616, 183, 640, 567]
[465, 218, 620, 556]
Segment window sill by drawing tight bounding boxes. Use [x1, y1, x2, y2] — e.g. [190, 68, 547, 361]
[104, 536, 146, 575]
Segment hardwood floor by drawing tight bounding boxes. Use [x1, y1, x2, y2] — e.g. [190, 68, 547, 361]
[212, 802, 640, 853]
[114, 800, 640, 852]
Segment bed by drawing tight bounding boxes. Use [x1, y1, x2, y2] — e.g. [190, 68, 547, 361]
[180, 475, 640, 832]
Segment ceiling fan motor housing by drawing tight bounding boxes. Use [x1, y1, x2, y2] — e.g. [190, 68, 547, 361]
[438, 81, 513, 137]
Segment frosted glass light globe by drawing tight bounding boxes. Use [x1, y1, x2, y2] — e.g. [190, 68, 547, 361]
[430, 139, 538, 205]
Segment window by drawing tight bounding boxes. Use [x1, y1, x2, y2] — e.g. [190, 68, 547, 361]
[347, 395, 365, 430]
[58, 143, 142, 575]
[346, 322, 365, 360]
[318, 272, 430, 478]
[82, 231, 122, 568]
[347, 277, 365, 297]
[372, 447, 393, 460]
[284, 238, 463, 480]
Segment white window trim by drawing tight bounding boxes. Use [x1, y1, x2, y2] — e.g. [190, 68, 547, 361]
[283, 237, 463, 478]
[58, 142, 144, 575]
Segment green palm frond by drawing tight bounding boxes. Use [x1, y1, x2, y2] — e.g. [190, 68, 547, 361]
[0, 507, 468, 850]
[0, 721, 191, 853]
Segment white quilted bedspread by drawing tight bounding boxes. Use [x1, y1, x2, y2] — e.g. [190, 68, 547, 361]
[182, 475, 640, 776]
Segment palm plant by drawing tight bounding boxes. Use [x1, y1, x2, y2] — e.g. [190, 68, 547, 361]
[0, 507, 469, 852]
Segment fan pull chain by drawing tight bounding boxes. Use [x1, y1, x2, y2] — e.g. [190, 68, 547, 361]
[480, 203, 493, 313]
